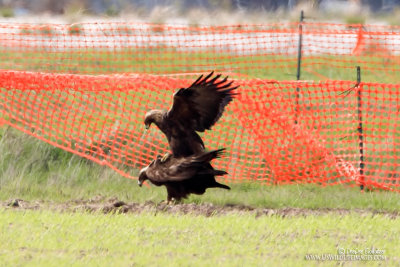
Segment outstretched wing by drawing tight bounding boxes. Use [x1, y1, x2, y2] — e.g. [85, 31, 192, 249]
[167, 72, 238, 132]
[146, 157, 197, 182]
[146, 149, 225, 182]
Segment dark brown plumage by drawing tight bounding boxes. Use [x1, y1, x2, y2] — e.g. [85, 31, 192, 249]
[138, 149, 230, 202]
[144, 72, 238, 157]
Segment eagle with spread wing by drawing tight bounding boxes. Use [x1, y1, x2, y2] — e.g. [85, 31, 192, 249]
[138, 148, 229, 202]
[144, 72, 238, 157]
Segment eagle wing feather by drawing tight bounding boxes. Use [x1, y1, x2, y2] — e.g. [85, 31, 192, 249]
[167, 72, 238, 132]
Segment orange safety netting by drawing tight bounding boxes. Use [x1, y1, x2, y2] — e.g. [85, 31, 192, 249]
[1, 71, 399, 190]
[0, 21, 399, 191]
[0, 22, 399, 82]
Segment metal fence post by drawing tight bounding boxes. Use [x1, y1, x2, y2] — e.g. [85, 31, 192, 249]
[356, 66, 365, 191]
[295, 10, 304, 124]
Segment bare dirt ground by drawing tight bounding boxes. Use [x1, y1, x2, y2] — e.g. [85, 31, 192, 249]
[2, 196, 400, 218]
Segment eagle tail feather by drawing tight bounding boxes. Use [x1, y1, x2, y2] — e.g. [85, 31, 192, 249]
[213, 169, 228, 176]
[193, 148, 225, 163]
[212, 182, 230, 190]
[208, 148, 226, 160]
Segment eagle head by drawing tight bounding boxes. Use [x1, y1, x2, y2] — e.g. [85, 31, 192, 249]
[137, 166, 149, 187]
[144, 110, 164, 130]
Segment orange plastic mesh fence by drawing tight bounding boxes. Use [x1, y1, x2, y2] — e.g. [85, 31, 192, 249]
[0, 22, 399, 82]
[1, 70, 399, 190]
[0, 21, 399, 190]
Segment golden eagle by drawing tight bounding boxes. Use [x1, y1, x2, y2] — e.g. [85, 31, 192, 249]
[144, 72, 238, 157]
[138, 149, 230, 202]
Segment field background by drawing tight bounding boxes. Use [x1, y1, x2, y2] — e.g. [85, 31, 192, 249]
[1, 209, 399, 266]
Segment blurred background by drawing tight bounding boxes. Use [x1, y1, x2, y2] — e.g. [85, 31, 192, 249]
[1, 0, 400, 25]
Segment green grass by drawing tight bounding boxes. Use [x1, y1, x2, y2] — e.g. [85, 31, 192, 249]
[0, 209, 398, 266]
[0, 48, 399, 83]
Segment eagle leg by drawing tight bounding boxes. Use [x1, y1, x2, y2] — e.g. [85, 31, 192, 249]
[157, 200, 170, 206]
[165, 196, 179, 205]
[167, 198, 179, 205]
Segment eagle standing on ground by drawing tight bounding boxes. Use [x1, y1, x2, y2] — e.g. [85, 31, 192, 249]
[144, 72, 238, 158]
[138, 149, 230, 202]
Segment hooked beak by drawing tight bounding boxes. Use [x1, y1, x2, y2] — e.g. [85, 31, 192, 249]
[145, 124, 150, 130]
[138, 180, 143, 187]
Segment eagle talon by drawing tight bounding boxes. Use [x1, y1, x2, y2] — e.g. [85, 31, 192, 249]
[161, 153, 171, 163]
[157, 200, 169, 206]
[157, 199, 173, 206]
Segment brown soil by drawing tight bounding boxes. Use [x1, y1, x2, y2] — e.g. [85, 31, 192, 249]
[2, 197, 400, 218]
